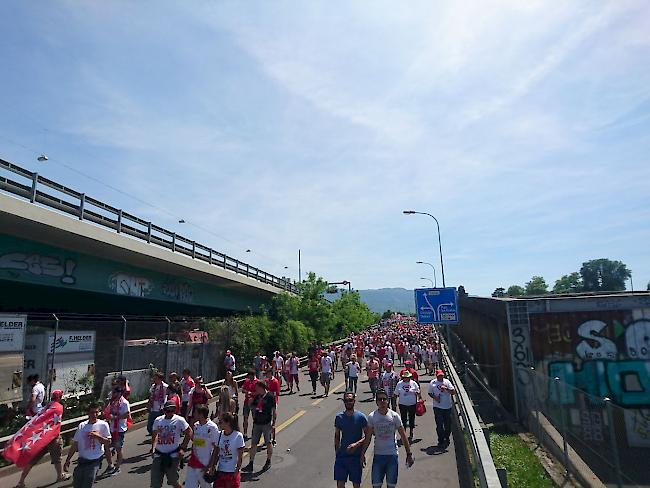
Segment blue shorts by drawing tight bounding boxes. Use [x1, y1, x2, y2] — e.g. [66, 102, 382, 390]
[110, 431, 125, 450]
[372, 454, 398, 486]
[334, 456, 362, 484]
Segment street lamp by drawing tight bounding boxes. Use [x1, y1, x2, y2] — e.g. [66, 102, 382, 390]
[403, 210, 446, 287]
[327, 280, 351, 293]
[416, 261, 437, 288]
[420, 277, 434, 287]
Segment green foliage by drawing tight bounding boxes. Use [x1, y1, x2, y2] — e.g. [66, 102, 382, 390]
[381, 310, 393, 319]
[525, 276, 548, 295]
[492, 287, 506, 297]
[507, 285, 525, 297]
[206, 272, 375, 371]
[331, 291, 379, 336]
[580, 258, 631, 292]
[490, 431, 556, 488]
[552, 272, 583, 294]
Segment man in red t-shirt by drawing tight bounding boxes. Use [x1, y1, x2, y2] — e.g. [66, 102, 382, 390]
[265, 369, 280, 447]
[241, 370, 258, 440]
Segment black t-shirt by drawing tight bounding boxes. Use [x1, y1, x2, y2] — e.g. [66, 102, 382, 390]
[252, 393, 275, 425]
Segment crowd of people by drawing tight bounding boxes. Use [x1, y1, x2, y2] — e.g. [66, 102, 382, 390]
[8, 317, 457, 488]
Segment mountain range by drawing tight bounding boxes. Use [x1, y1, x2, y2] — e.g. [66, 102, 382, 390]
[327, 287, 416, 314]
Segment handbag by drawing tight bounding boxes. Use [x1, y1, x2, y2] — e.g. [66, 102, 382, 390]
[203, 431, 222, 483]
[415, 399, 427, 416]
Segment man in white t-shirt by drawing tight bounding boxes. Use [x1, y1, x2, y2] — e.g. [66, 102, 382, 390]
[26, 374, 46, 418]
[185, 405, 219, 488]
[361, 391, 413, 488]
[320, 353, 333, 397]
[148, 372, 168, 435]
[428, 370, 456, 449]
[64, 402, 112, 488]
[102, 386, 131, 476]
[150, 400, 193, 488]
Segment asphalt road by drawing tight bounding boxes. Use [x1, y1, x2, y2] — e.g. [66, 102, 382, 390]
[3, 369, 461, 488]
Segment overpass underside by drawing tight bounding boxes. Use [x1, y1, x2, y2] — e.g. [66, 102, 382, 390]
[0, 279, 239, 316]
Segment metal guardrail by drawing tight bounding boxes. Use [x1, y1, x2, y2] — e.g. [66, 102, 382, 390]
[0, 338, 349, 445]
[442, 345, 502, 488]
[0, 158, 297, 293]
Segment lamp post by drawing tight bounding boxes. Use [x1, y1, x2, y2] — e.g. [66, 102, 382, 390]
[403, 210, 446, 287]
[416, 261, 437, 288]
[420, 277, 434, 287]
[327, 280, 351, 293]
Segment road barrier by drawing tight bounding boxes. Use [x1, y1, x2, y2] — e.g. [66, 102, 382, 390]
[441, 339, 502, 488]
[0, 338, 348, 446]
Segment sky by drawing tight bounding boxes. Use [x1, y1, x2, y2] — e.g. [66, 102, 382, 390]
[0, 1, 649, 296]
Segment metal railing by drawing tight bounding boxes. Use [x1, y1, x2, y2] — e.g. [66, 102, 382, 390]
[0, 158, 297, 293]
[441, 343, 502, 488]
[0, 337, 348, 446]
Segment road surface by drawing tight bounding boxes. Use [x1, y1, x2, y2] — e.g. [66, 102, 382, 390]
[2, 370, 461, 487]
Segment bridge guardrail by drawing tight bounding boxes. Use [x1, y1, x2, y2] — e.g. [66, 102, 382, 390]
[441, 341, 502, 488]
[0, 157, 297, 294]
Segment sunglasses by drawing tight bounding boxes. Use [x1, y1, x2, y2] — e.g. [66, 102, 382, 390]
[376, 397, 389, 402]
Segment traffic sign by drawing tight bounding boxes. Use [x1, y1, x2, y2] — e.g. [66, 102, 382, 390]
[414, 287, 459, 324]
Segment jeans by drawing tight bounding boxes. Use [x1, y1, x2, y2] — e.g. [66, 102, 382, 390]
[347, 376, 358, 393]
[72, 458, 101, 488]
[434, 407, 452, 445]
[371, 454, 398, 486]
[399, 403, 416, 430]
[147, 410, 162, 434]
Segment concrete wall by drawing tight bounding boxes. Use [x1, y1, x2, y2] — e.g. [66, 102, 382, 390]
[458, 293, 650, 447]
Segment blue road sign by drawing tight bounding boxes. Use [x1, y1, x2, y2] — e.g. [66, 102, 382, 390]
[414, 287, 459, 324]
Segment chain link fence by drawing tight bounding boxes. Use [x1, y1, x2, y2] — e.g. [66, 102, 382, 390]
[0, 313, 227, 442]
[520, 367, 647, 488]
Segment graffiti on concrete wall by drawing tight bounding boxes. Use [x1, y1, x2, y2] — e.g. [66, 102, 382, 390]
[108, 272, 153, 297]
[162, 282, 194, 303]
[530, 310, 650, 447]
[0, 252, 77, 285]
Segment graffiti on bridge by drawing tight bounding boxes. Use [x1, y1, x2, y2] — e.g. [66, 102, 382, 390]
[0, 252, 77, 285]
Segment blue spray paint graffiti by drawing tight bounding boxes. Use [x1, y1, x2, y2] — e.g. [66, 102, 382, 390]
[547, 319, 650, 407]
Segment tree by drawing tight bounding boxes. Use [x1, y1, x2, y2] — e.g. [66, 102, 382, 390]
[553, 272, 583, 294]
[492, 287, 506, 298]
[507, 285, 525, 297]
[580, 259, 631, 292]
[381, 310, 393, 320]
[525, 276, 548, 295]
[647, 281, 650, 291]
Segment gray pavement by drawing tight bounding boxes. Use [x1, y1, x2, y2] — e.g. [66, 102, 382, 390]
[2, 369, 461, 487]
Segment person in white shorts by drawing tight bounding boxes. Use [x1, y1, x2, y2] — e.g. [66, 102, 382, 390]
[185, 405, 219, 488]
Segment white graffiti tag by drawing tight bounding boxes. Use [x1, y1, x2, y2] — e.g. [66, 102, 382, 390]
[0, 253, 76, 285]
[576, 320, 617, 360]
[108, 273, 152, 297]
[625, 320, 650, 359]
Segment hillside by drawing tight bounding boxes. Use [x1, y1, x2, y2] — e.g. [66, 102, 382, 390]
[327, 287, 415, 314]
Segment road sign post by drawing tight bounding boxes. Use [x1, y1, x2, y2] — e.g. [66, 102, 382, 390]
[414, 287, 459, 325]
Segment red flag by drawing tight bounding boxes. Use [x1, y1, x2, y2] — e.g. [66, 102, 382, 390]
[2, 402, 63, 468]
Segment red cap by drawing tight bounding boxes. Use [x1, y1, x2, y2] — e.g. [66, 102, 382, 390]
[436, 369, 444, 377]
[51, 390, 64, 401]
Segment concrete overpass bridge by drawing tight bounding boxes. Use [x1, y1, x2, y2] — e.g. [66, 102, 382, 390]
[0, 158, 295, 316]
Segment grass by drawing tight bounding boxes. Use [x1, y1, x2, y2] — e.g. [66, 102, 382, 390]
[490, 430, 556, 488]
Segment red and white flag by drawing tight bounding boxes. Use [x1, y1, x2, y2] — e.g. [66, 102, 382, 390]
[2, 401, 63, 467]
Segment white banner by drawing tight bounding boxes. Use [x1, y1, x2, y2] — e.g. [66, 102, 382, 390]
[48, 331, 95, 354]
[0, 314, 27, 352]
